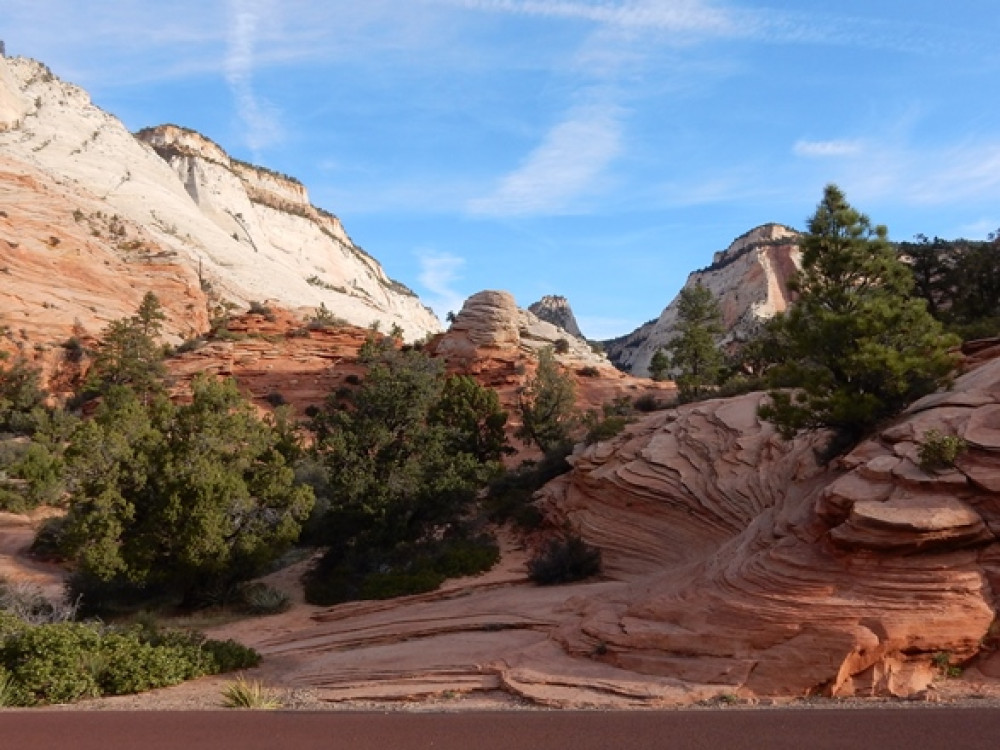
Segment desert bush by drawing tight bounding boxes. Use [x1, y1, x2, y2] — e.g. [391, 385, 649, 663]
[305, 533, 499, 606]
[0, 579, 78, 625]
[264, 391, 287, 407]
[553, 338, 570, 354]
[221, 675, 282, 709]
[201, 638, 261, 673]
[236, 583, 292, 616]
[528, 535, 602, 585]
[578, 366, 600, 378]
[918, 430, 968, 472]
[0, 622, 104, 704]
[485, 444, 572, 528]
[584, 415, 628, 445]
[0, 615, 261, 706]
[247, 300, 273, 317]
[633, 393, 665, 412]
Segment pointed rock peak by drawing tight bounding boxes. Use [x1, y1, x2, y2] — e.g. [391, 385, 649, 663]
[528, 294, 584, 339]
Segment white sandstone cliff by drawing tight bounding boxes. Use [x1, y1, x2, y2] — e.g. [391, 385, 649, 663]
[606, 223, 800, 376]
[0, 56, 441, 341]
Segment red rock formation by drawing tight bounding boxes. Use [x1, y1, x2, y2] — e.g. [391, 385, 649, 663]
[537, 351, 1000, 699]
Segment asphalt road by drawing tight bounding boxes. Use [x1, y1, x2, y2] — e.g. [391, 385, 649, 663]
[3, 708, 1000, 750]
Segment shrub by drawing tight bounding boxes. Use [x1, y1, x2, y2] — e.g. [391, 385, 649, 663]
[553, 338, 570, 354]
[528, 535, 602, 585]
[578, 366, 600, 378]
[221, 675, 282, 709]
[486, 444, 572, 528]
[633, 393, 664, 412]
[201, 638, 261, 673]
[0, 579, 78, 625]
[247, 301, 273, 317]
[0, 622, 103, 704]
[359, 569, 446, 600]
[917, 430, 968, 472]
[236, 583, 291, 616]
[263, 391, 287, 407]
[585, 415, 628, 445]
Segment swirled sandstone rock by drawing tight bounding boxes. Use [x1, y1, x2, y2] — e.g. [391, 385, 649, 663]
[536, 354, 1000, 699]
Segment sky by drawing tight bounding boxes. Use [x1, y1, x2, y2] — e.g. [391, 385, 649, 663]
[3, 1, 1000, 338]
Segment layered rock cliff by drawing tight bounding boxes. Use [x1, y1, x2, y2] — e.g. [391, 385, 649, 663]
[606, 224, 800, 376]
[0, 56, 441, 343]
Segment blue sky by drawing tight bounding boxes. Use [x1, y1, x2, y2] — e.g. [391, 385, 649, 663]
[3, 1, 1000, 338]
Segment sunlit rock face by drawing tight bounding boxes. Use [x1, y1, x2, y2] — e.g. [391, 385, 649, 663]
[606, 224, 801, 376]
[528, 295, 585, 339]
[0, 56, 441, 344]
[537, 347, 1000, 698]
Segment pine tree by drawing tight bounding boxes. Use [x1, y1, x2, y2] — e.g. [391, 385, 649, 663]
[666, 282, 724, 402]
[648, 349, 670, 382]
[758, 185, 959, 441]
[515, 347, 577, 453]
[86, 292, 167, 400]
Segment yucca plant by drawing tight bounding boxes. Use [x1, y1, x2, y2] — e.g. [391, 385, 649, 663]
[220, 675, 282, 709]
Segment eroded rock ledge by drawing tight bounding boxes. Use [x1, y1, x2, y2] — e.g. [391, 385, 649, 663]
[536, 355, 1000, 699]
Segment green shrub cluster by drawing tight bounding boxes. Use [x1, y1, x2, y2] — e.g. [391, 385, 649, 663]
[0, 619, 259, 706]
[305, 534, 499, 606]
[917, 429, 968, 472]
[527, 535, 602, 585]
[485, 444, 573, 529]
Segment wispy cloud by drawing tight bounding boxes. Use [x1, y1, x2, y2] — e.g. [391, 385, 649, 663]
[440, 0, 740, 36]
[467, 101, 624, 215]
[793, 139, 864, 158]
[417, 251, 468, 319]
[225, 0, 283, 156]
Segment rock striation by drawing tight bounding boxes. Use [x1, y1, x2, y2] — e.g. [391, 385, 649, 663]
[605, 224, 800, 376]
[535, 350, 1000, 698]
[0, 56, 441, 342]
[528, 295, 584, 339]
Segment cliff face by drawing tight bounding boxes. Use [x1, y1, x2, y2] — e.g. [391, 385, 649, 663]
[606, 224, 800, 375]
[0, 57, 441, 343]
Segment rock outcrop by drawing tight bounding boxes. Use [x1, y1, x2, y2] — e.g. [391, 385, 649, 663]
[606, 224, 800, 376]
[535, 349, 1000, 698]
[0, 56, 441, 343]
[434, 290, 604, 367]
[528, 295, 584, 339]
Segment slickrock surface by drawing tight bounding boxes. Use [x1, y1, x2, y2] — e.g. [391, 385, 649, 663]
[5, 349, 1000, 709]
[606, 224, 800, 376]
[537, 352, 1000, 700]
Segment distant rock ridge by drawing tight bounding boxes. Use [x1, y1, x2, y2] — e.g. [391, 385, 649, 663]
[605, 223, 800, 376]
[0, 56, 440, 342]
[528, 295, 584, 339]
